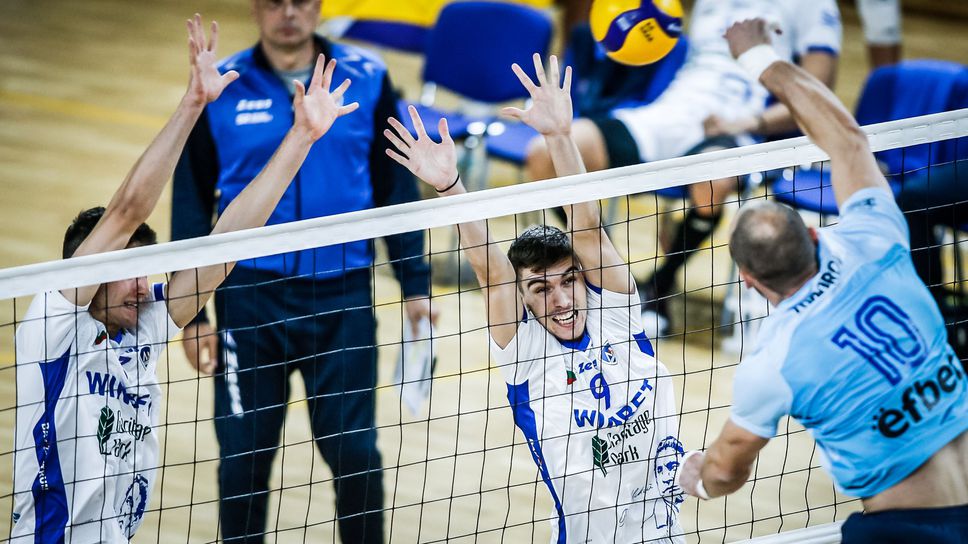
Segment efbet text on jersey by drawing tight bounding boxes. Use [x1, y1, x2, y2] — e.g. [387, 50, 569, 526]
[873, 353, 965, 438]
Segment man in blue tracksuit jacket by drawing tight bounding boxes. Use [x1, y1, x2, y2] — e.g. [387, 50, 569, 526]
[171, 2, 432, 541]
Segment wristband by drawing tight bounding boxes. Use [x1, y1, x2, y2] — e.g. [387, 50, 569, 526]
[436, 173, 460, 193]
[695, 478, 711, 500]
[737, 44, 781, 82]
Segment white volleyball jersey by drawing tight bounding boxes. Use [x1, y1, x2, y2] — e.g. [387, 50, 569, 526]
[614, 0, 842, 162]
[491, 285, 685, 544]
[11, 284, 179, 543]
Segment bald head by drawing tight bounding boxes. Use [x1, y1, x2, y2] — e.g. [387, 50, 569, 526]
[729, 201, 817, 293]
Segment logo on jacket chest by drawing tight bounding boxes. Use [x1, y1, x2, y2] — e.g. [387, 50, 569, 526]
[235, 98, 274, 126]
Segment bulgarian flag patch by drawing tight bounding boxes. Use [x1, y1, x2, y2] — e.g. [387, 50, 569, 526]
[566, 369, 577, 385]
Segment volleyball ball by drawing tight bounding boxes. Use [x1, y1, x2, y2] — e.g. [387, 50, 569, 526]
[590, 0, 683, 66]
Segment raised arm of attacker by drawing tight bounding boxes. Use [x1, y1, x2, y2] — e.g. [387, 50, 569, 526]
[62, 14, 239, 306]
[678, 18, 896, 501]
[726, 18, 890, 207]
[384, 106, 521, 348]
[502, 54, 634, 294]
[165, 54, 359, 329]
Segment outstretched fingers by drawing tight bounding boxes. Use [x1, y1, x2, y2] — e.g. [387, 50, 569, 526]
[384, 126, 410, 152]
[338, 102, 359, 116]
[532, 52, 547, 86]
[500, 106, 526, 121]
[320, 57, 336, 92]
[293, 80, 306, 108]
[222, 70, 240, 87]
[549, 55, 560, 89]
[510, 63, 537, 94]
[438, 117, 452, 143]
[208, 20, 219, 52]
[562, 65, 572, 94]
[309, 54, 326, 91]
[387, 116, 416, 146]
[407, 104, 428, 139]
[385, 147, 410, 168]
[331, 78, 352, 100]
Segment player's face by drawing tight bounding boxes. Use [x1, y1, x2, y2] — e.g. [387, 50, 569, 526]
[520, 259, 588, 341]
[93, 276, 150, 333]
[253, 0, 320, 51]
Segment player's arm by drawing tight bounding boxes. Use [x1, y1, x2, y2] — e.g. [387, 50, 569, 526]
[678, 422, 769, 499]
[502, 54, 633, 294]
[705, 52, 838, 138]
[165, 54, 359, 328]
[725, 19, 889, 208]
[61, 14, 239, 307]
[384, 106, 521, 348]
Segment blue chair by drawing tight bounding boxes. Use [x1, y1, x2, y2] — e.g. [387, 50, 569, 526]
[771, 60, 968, 215]
[400, 1, 553, 142]
[340, 20, 428, 54]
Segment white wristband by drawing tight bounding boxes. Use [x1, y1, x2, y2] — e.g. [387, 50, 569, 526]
[695, 478, 711, 500]
[737, 44, 781, 82]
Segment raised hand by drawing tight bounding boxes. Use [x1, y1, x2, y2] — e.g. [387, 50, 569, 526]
[501, 53, 573, 137]
[186, 13, 239, 106]
[292, 54, 359, 142]
[384, 105, 458, 191]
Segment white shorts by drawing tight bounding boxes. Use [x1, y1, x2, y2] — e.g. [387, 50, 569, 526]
[612, 67, 767, 163]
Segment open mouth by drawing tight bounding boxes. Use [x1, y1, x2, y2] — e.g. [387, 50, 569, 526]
[551, 310, 578, 325]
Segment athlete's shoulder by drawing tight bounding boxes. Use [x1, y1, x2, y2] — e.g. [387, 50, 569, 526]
[745, 314, 800, 372]
[218, 46, 257, 76]
[329, 40, 388, 74]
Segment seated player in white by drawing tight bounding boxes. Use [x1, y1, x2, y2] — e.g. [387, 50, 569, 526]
[527, 0, 842, 336]
[678, 19, 968, 543]
[11, 15, 359, 543]
[384, 54, 685, 544]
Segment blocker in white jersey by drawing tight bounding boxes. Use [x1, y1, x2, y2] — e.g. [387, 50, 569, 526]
[385, 53, 685, 544]
[492, 284, 684, 543]
[613, 0, 842, 162]
[12, 284, 179, 543]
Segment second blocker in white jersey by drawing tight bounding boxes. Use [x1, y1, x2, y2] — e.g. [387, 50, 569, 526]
[491, 285, 685, 544]
[12, 284, 180, 543]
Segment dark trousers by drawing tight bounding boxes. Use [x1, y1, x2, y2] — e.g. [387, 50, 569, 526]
[841, 504, 968, 543]
[213, 267, 383, 543]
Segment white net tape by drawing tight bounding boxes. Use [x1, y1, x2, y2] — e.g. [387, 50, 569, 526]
[0, 109, 964, 299]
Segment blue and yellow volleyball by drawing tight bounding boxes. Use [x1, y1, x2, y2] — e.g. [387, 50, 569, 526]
[590, 0, 683, 66]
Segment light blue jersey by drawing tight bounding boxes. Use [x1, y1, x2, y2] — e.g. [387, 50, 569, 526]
[731, 188, 968, 498]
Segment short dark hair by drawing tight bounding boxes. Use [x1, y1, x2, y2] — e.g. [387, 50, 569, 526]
[729, 201, 816, 293]
[63, 207, 157, 259]
[507, 225, 577, 280]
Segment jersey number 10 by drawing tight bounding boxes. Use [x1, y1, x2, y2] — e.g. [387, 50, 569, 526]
[831, 296, 928, 385]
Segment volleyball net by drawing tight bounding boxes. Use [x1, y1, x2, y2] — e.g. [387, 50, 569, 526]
[0, 109, 964, 543]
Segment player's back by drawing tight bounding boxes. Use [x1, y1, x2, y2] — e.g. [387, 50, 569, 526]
[732, 189, 968, 499]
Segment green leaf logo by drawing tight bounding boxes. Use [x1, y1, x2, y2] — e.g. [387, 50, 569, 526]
[592, 435, 609, 476]
[97, 406, 115, 454]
